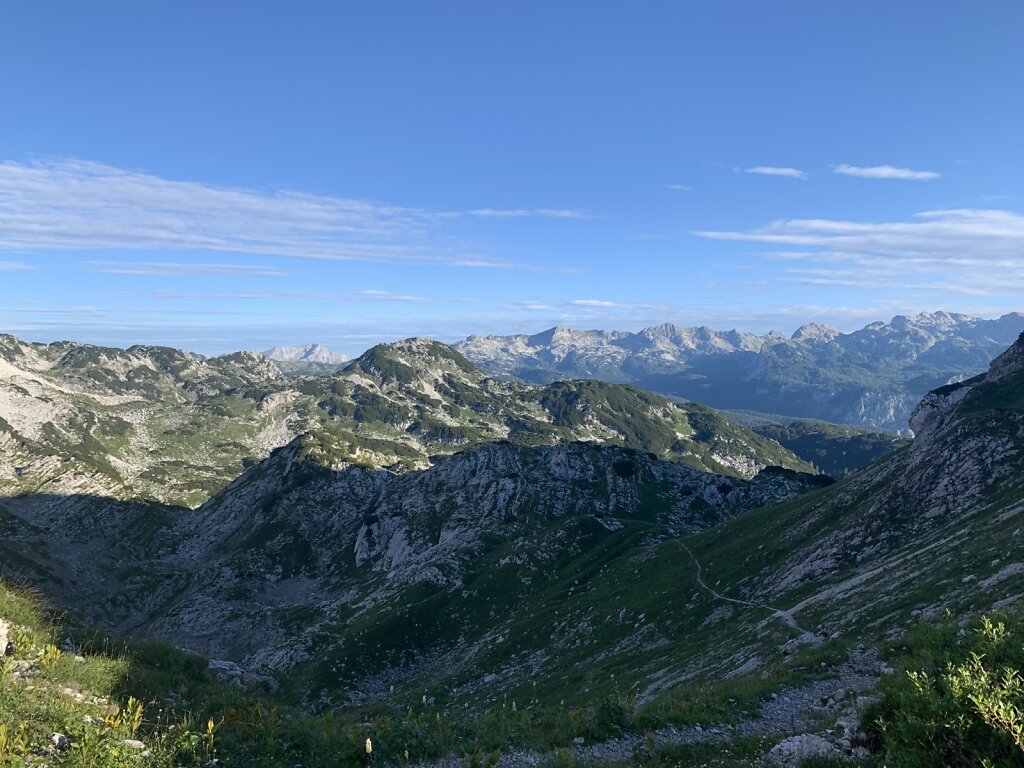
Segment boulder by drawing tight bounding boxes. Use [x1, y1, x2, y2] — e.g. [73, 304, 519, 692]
[768, 734, 845, 766]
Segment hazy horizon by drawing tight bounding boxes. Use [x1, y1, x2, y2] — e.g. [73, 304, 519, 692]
[2, 2, 1022, 354]
[3, 308, 1021, 360]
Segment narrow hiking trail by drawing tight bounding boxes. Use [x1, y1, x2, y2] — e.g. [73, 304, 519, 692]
[678, 540, 823, 644]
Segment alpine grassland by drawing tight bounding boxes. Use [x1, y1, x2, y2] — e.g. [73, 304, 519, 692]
[0, 575, 892, 767]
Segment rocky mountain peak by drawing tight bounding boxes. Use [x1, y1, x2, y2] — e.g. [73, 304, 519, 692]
[263, 343, 349, 365]
[387, 338, 478, 369]
[0, 334, 32, 364]
[791, 323, 840, 342]
[985, 331, 1024, 382]
[526, 326, 570, 346]
[909, 331, 1024, 439]
[527, 326, 621, 348]
[344, 338, 479, 385]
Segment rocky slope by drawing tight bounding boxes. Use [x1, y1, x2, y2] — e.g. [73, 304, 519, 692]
[674, 330, 1024, 677]
[0, 335, 290, 505]
[0, 335, 816, 512]
[456, 311, 1024, 431]
[146, 439, 828, 701]
[0, 433, 829, 708]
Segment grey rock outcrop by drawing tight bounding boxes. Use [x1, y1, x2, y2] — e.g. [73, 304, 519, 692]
[768, 734, 846, 766]
[0, 618, 10, 657]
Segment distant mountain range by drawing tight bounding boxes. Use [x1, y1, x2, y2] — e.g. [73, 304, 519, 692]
[262, 343, 350, 374]
[455, 311, 1024, 432]
[263, 343, 349, 364]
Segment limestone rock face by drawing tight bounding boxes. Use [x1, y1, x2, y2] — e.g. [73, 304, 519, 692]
[985, 331, 1024, 382]
[750, 332, 1024, 642]
[136, 438, 825, 672]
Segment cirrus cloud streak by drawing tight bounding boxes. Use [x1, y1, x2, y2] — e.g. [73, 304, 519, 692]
[0, 158, 587, 268]
[695, 208, 1024, 298]
[833, 164, 940, 180]
[743, 166, 808, 180]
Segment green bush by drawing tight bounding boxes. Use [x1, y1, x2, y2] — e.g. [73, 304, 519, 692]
[868, 612, 1024, 767]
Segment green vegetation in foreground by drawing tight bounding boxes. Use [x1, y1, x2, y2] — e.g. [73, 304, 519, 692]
[0, 577, 872, 767]
[626, 737, 783, 768]
[866, 611, 1024, 767]
[5, 548, 1024, 768]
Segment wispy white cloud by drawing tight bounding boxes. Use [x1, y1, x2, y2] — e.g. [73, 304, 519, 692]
[0, 158, 586, 267]
[0, 260, 32, 270]
[144, 289, 438, 303]
[695, 208, 1024, 259]
[743, 166, 808, 180]
[444, 257, 586, 276]
[358, 289, 426, 302]
[665, 184, 692, 191]
[448, 259, 511, 269]
[570, 299, 623, 307]
[833, 164, 940, 180]
[694, 208, 1024, 298]
[86, 261, 288, 277]
[466, 208, 590, 219]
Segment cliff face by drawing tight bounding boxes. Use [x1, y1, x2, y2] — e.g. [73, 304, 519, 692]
[984, 331, 1024, 382]
[130, 439, 826, 686]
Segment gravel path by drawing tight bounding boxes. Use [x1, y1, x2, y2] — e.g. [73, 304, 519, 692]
[678, 540, 824, 645]
[418, 647, 882, 768]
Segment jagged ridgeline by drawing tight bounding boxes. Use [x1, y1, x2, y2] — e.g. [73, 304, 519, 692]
[0, 334, 817, 510]
[455, 312, 1024, 431]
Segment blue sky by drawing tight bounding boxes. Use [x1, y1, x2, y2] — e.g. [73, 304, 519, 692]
[1, 1, 1022, 355]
